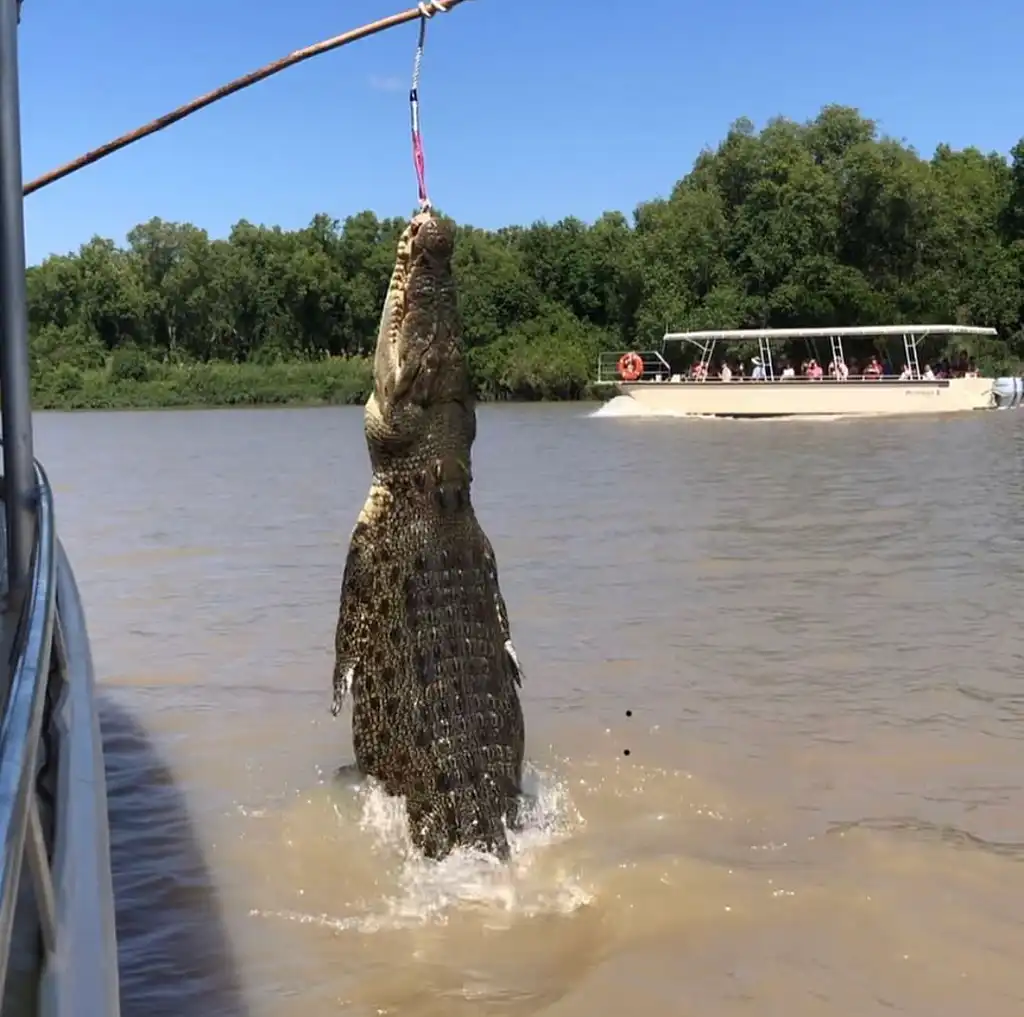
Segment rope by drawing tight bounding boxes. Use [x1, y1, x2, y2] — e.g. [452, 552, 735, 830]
[22, 0, 472, 196]
[409, 0, 451, 209]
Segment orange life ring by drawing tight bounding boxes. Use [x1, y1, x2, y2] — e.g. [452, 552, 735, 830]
[617, 352, 644, 382]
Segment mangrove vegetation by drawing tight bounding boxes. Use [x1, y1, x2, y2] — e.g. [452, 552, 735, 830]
[27, 105, 1024, 409]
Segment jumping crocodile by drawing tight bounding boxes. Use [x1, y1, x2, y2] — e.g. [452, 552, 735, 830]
[331, 209, 526, 860]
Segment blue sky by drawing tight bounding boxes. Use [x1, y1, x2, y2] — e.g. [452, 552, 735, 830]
[16, 0, 1022, 264]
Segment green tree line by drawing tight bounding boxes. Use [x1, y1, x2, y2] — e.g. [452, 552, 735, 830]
[27, 105, 1024, 410]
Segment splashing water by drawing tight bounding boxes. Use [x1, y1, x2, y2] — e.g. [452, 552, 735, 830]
[249, 764, 593, 934]
[357, 765, 591, 927]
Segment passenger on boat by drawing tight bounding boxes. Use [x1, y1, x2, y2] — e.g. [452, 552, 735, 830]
[690, 362, 708, 381]
[719, 362, 732, 381]
[780, 362, 796, 380]
[828, 358, 849, 381]
[805, 359, 823, 380]
[750, 357, 766, 381]
[899, 363, 914, 380]
[922, 363, 936, 380]
[863, 356, 883, 380]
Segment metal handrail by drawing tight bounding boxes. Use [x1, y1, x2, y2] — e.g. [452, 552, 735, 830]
[595, 350, 671, 384]
[0, 460, 56, 997]
[0, 462, 119, 1017]
[41, 543, 121, 1017]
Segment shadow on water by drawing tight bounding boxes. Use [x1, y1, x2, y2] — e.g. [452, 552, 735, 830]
[98, 695, 249, 1017]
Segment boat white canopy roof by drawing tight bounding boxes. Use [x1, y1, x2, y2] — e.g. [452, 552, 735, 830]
[663, 324, 997, 343]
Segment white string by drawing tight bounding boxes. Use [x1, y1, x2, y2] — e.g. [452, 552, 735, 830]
[413, 0, 450, 92]
[411, 0, 461, 208]
[411, 21, 425, 96]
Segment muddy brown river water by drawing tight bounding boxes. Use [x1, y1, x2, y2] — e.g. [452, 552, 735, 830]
[33, 403, 1024, 1017]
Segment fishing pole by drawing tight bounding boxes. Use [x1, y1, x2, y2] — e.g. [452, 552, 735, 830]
[22, 0, 471, 196]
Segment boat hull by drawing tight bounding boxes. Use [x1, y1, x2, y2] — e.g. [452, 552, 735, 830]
[613, 377, 999, 418]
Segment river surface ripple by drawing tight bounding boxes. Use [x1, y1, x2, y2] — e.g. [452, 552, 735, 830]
[33, 404, 1024, 1017]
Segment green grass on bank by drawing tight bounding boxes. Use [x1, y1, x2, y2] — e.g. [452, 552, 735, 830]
[30, 352, 614, 411]
[32, 356, 375, 411]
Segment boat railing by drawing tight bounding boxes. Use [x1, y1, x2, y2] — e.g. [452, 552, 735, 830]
[0, 459, 119, 1017]
[596, 350, 970, 386]
[595, 351, 671, 384]
[658, 374, 955, 384]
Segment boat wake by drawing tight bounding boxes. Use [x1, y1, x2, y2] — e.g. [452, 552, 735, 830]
[589, 396, 689, 419]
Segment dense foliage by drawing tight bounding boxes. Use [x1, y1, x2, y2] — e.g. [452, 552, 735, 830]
[27, 106, 1024, 409]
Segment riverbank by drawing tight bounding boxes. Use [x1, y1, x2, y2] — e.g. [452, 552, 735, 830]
[31, 357, 372, 411]
[31, 357, 614, 411]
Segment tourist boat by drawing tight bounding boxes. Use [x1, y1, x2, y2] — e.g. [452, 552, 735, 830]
[595, 325, 1024, 418]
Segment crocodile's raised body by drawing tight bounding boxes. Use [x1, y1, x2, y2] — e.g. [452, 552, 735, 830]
[331, 210, 525, 860]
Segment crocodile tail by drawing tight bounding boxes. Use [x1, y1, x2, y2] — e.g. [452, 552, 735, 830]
[407, 775, 518, 861]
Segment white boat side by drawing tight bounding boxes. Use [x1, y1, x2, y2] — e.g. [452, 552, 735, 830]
[595, 324, 1023, 418]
